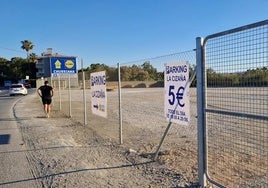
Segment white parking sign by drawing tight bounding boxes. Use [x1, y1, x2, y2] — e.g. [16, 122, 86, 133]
[164, 62, 190, 125]
[90, 71, 107, 118]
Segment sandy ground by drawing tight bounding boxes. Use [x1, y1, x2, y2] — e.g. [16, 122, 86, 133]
[13, 88, 199, 188]
[13, 87, 267, 187]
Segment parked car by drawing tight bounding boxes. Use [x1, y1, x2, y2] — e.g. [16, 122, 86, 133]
[9, 84, 28, 96]
[23, 82, 31, 88]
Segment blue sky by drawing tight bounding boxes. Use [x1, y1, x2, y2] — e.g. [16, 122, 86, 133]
[0, 0, 267, 68]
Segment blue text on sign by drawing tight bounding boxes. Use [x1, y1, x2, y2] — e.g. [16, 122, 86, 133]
[91, 75, 106, 86]
[166, 65, 187, 74]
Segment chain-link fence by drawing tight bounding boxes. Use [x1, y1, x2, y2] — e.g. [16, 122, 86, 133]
[118, 50, 197, 146]
[50, 20, 267, 187]
[55, 50, 197, 145]
[202, 20, 268, 187]
[51, 50, 199, 185]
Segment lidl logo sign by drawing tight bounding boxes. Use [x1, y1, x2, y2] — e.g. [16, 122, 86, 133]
[65, 60, 74, 69]
[51, 57, 76, 74]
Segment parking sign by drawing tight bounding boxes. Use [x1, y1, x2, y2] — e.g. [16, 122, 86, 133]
[164, 62, 190, 125]
[90, 71, 107, 118]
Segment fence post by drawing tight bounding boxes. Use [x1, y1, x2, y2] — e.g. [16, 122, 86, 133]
[81, 59, 87, 125]
[196, 37, 207, 187]
[58, 74, 62, 111]
[117, 63, 123, 144]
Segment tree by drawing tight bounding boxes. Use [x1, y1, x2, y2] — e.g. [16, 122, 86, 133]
[0, 58, 9, 83]
[106, 67, 117, 81]
[10, 57, 27, 81]
[134, 69, 150, 81]
[120, 66, 132, 81]
[0, 57, 8, 63]
[141, 61, 157, 80]
[21, 40, 34, 59]
[130, 65, 141, 81]
[29, 53, 38, 63]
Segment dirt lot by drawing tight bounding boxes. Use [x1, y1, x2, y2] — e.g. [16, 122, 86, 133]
[14, 87, 267, 187]
[14, 88, 199, 187]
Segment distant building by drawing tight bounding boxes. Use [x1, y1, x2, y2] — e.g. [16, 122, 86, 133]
[36, 48, 78, 88]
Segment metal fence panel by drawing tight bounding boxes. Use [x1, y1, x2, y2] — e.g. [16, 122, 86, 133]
[118, 50, 197, 148]
[52, 50, 199, 185]
[203, 20, 268, 187]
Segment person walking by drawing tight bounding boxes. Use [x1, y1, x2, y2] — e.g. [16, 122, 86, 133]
[37, 81, 54, 118]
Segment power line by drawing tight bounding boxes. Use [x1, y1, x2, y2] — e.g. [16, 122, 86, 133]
[0, 46, 25, 54]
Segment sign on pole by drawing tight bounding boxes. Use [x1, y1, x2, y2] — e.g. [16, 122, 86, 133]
[90, 71, 107, 118]
[164, 62, 190, 125]
[50, 57, 77, 74]
[50, 57, 76, 114]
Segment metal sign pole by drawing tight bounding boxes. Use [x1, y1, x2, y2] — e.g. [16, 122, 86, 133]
[68, 73, 72, 117]
[82, 59, 87, 125]
[58, 74, 62, 111]
[118, 63, 123, 144]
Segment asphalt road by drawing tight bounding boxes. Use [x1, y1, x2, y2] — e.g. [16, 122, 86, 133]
[0, 89, 37, 187]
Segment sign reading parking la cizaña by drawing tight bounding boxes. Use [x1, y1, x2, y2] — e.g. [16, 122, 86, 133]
[51, 57, 77, 75]
[90, 71, 107, 118]
[164, 62, 190, 125]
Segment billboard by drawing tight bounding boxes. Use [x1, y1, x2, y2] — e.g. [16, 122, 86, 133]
[164, 62, 190, 125]
[50, 57, 77, 74]
[90, 71, 107, 118]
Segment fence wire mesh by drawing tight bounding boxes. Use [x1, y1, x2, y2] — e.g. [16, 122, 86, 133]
[53, 50, 199, 185]
[204, 22, 268, 187]
[118, 50, 197, 147]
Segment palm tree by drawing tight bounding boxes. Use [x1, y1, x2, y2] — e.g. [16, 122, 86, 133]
[21, 40, 34, 76]
[21, 40, 34, 59]
[29, 53, 38, 63]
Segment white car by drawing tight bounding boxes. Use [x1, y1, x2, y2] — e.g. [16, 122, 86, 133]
[9, 84, 28, 96]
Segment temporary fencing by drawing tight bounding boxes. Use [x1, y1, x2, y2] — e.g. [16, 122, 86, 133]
[50, 19, 267, 188]
[197, 20, 268, 187]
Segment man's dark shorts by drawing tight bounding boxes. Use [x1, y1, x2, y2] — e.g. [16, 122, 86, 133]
[42, 98, 52, 105]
